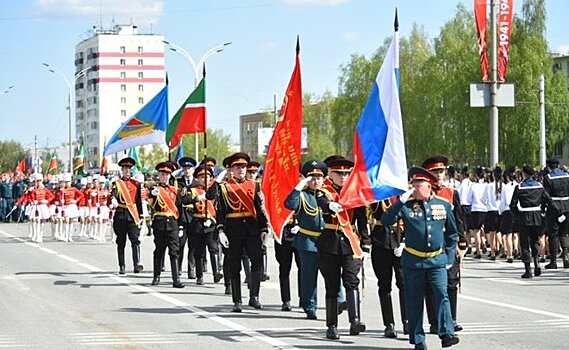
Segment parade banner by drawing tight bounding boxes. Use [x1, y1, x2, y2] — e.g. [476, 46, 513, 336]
[474, 0, 489, 82]
[47, 151, 58, 175]
[15, 158, 25, 174]
[261, 37, 303, 243]
[166, 77, 206, 149]
[497, 0, 513, 82]
[104, 85, 169, 156]
[339, 10, 408, 209]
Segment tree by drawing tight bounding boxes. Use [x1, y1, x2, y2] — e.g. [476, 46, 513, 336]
[0, 140, 25, 172]
[182, 128, 233, 165]
[302, 91, 338, 161]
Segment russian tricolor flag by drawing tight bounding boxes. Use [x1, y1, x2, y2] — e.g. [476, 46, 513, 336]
[340, 10, 408, 209]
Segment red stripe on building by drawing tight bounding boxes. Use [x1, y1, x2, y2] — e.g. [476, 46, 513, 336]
[96, 52, 164, 58]
[97, 65, 165, 70]
[97, 78, 165, 83]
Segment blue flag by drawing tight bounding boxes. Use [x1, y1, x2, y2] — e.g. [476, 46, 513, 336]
[175, 140, 184, 161]
[128, 147, 142, 173]
[103, 85, 169, 156]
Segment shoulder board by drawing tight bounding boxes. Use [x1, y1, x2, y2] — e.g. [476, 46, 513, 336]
[318, 188, 332, 198]
[433, 194, 451, 203]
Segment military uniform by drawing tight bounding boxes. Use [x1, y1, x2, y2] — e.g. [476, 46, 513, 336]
[12, 177, 27, 222]
[176, 156, 198, 279]
[543, 159, 569, 269]
[382, 167, 459, 350]
[1, 178, 14, 222]
[110, 157, 144, 275]
[274, 221, 301, 311]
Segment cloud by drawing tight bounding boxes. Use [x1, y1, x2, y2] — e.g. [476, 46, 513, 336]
[341, 31, 357, 43]
[262, 42, 277, 53]
[556, 44, 569, 55]
[34, 0, 164, 26]
[281, 0, 348, 6]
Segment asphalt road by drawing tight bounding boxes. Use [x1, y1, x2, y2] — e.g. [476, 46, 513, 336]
[1, 222, 569, 349]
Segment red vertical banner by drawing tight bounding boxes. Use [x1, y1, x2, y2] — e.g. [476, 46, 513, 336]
[261, 38, 303, 243]
[474, 0, 489, 82]
[497, 0, 513, 82]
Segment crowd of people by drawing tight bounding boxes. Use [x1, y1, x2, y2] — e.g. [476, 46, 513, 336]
[3, 152, 569, 350]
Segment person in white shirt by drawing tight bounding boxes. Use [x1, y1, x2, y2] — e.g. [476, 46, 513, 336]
[484, 167, 502, 260]
[499, 167, 518, 263]
[458, 166, 473, 253]
[467, 167, 489, 259]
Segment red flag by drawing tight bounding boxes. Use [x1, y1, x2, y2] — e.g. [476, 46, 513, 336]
[100, 157, 108, 175]
[474, 0, 489, 82]
[261, 38, 303, 243]
[15, 158, 25, 174]
[497, 0, 513, 82]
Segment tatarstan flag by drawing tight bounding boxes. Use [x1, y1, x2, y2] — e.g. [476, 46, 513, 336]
[166, 77, 206, 149]
[47, 151, 58, 175]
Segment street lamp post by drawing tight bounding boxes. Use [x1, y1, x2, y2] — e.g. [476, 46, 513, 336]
[163, 40, 231, 159]
[43, 63, 91, 173]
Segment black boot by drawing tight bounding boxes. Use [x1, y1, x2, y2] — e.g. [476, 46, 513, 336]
[231, 277, 242, 312]
[399, 290, 408, 335]
[261, 251, 270, 281]
[117, 246, 126, 275]
[170, 256, 185, 288]
[347, 289, 366, 335]
[242, 257, 251, 287]
[563, 248, 569, 268]
[211, 253, 223, 283]
[151, 253, 161, 285]
[521, 263, 532, 279]
[248, 270, 263, 309]
[325, 298, 340, 340]
[425, 287, 437, 334]
[132, 245, 144, 273]
[448, 288, 462, 331]
[533, 256, 542, 277]
[280, 275, 291, 311]
[379, 293, 397, 338]
[187, 249, 196, 279]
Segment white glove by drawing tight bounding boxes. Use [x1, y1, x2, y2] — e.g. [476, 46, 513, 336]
[400, 188, 415, 204]
[446, 264, 453, 270]
[111, 198, 118, 207]
[96, 203, 100, 207]
[41, 200, 48, 204]
[295, 176, 312, 191]
[361, 251, 370, 260]
[151, 188, 159, 196]
[558, 215, 566, 223]
[216, 169, 228, 183]
[204, 219, 212, 227]
[218, 230, 229, 248]
[91, 191, 97, 197]
[394, 242, 405, 257]
[329, 201, 344, 213]
[197, 193, 207, 201]
[178, 229, 184, 238]
[290, 225, 300, 234]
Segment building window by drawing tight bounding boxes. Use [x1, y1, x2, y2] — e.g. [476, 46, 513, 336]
[120, 59, 126, 66]
[138, 97, 144, 104]
[138, 59, 143, 66]
[121, 110, 127, 117]
[121, 97, 126, 104]
[138, 72, 143, 79]
[90, 122, 98, 130]
[121, 84, 126, 92]
[120, 71, 126, 79]
[120, 46, 126, 54]
[138, 84, 144, 92]
[138, 46, 143, 53]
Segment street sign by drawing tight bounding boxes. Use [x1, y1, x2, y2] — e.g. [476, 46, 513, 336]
[470, 83, 515, 107]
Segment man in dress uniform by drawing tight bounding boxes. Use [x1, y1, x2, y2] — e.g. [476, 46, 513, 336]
[369, 196, 407, 338]
[177, 156, 198, 279]
[510, 165, 553, 278]
[317, 157, 370, 340]
[284, 160, 328, 319]
[382, 167, 459, 350]
[1, 174, 14, 222]
[422, 155, 466, 334]
[12, 173, 27, 222]
[246, 160, 269, 282]
[110, 157, 144, 275]
[149, 161, 186, 288]
[543, 158, 569, 269]
[214, 152, 268, 312]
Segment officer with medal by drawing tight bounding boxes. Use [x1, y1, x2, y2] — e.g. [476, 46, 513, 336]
[543, 158, 569, 269]
[213, 152, 268, 312]
[284, 160, 327, 319]
[149, 161, 187, 288]
[317, 157, 370, 340]
[381, 167, 459, 350]
[422, 155, 466, 334]
[110, 157, 144, 275]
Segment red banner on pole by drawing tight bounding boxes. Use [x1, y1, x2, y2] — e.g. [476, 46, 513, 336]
[261, 38, 303, 243]
[497, 0, 513, 82]
[474, 0, 489, 82]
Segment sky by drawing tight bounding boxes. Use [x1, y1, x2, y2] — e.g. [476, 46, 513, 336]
[0, 0, 567, 152]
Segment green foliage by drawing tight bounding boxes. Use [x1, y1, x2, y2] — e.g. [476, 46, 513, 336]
[0, 140, 25, 172]
[302, 91, 338, 161]
[182, 128, 232, 165]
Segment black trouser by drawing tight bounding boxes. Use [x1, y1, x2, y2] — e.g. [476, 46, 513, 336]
[190, 228, 219, 278]
[113, 219, 141, 267]
[228, 234, 263, 302]
[3, 199, 13, 222]
[179, 225, 195, 275]
[274, 240, 301, 303]
[519, 225, 541, 263]
[318, 251, 361, 298]
[546, 212, 569, 258]
[153, 229, 180, 275]
[371, 247, 404, 296]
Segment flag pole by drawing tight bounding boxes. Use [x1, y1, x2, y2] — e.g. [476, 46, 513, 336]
[202, 63, 208, 164]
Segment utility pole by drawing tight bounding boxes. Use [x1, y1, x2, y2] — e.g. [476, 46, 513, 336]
[539, 74, 546, 169]
[489, 0, 499, 166]
[34, 135, 38, 174]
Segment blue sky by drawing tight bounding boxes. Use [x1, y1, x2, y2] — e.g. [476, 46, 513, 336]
[0, 0, 567, 151]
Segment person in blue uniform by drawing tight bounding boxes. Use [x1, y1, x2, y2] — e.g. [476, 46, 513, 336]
[543, 158, 569, 269]
[510, 165, 553, 278]
[284, 160, 327, 319]
[1, 175, 14, 223]
[382, 167, 459, 350]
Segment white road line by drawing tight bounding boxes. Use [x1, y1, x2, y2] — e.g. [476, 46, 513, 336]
[460, 294, 569, 320]
[0, 230, 301, 350]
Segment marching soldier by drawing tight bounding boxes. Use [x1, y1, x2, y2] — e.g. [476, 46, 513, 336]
[543, 158, 569, 269]
[177, 157, 198, 279]
[247, 160, 269, 282]
[510, 165, 553, 278]
[110, 157, 144, 275]
[369, 197, 408, 338]
[214, 152, 268, 312]
[422, 155, 466, 334]
[382, 167, 459, 350]
[149, 161, 186, 288]
[284, 160, 328, 319]
[317, 157, 370, 340]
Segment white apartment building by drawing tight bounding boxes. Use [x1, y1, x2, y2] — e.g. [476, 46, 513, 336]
[74, 24, 165, 170]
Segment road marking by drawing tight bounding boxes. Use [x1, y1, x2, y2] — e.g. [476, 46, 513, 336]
[0, 229, 301, 350]
[460, 294, 569, 320]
